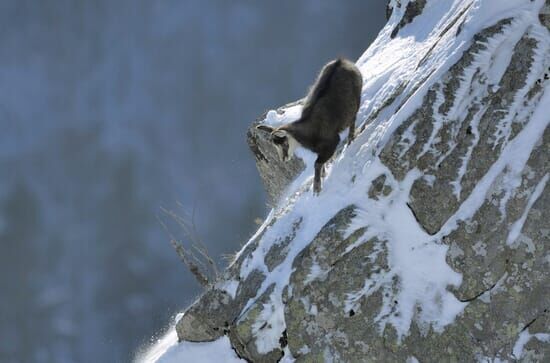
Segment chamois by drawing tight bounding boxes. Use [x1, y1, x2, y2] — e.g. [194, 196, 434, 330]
[257, 58, 363, 194]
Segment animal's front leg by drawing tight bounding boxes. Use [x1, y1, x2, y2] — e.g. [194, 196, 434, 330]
[313, 138, 339, 195]
[347, 120, 356, 145]
[314, 161, 323, 195]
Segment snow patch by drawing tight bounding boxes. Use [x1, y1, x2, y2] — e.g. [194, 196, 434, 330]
[507, 173, 548, 245]
[263, 104, 303, 127]
[136, 328, 179, 363]
[304, 257, 327, 284]
[155, 336, 245, 363]
[512, 329, 550, 359]
[218, 279, 239, 299]
[137, 318, 245, 363]
[251, 291, 286, 354]
[344, 165, 464, 339]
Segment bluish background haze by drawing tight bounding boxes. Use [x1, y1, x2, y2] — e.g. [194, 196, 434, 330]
[0, 1, 386, 361]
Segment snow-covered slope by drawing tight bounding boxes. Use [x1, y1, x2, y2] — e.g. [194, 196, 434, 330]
[147, 0, 550, 361]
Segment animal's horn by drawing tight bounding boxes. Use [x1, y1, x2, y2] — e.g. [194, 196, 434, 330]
[272, 129, 287, 137]
[256, 124, 274, 133]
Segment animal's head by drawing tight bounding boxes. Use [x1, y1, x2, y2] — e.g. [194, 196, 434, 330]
[256, 124, 298, 162]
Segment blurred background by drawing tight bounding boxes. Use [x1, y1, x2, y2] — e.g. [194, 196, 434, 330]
[0, 1, 386, 362]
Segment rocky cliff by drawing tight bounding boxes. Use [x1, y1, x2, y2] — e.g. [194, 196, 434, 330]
[168, 0, 550, 361]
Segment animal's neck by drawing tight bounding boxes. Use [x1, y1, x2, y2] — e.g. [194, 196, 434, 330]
[284, 122, 314, 149]
[286, 133, 300, 157]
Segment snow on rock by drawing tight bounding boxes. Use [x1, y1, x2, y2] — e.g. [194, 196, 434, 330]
[137, 327, 179, 363]
[512, 329, 550, 360]
[156, 0, 550, 362]
[138, 331, 245, 363]
[155, 337, 245, 363]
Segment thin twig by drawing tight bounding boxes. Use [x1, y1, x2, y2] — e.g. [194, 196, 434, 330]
[170, 239, 209, 287]
[158, 205, 219, 287]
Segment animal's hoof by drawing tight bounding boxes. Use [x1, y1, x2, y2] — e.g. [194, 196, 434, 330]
[313, 182, 321, 195]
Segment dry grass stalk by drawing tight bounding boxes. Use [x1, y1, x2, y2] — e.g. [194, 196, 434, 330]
[158, 204, 218, 287]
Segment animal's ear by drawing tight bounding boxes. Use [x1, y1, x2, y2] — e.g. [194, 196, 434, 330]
[272, 129, 288, 138]
[256, 124, 275, 133]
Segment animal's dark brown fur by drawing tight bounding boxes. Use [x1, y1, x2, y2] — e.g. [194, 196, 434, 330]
[258, 58, 363, 194]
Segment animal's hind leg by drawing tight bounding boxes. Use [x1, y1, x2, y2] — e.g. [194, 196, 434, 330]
[347, 119, 356, 145]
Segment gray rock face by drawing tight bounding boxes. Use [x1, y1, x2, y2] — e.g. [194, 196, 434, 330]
[175, 1, 550, 362]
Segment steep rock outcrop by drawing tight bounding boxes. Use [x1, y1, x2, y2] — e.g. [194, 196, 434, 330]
[247, 101, 306, 205]
[175, 1, 550, 362]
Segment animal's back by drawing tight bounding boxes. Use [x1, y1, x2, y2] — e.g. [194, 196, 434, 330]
[301, 58, 363, 134]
